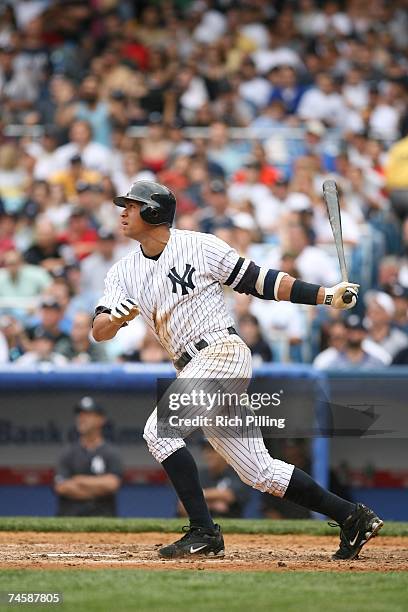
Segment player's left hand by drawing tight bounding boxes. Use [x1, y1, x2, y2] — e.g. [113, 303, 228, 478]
[324, 281, 359, 309]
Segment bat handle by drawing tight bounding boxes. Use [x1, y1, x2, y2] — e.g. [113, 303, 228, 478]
[342, 290, 354, 305]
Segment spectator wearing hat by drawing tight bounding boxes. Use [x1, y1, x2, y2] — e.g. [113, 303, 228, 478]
[16, 328, 68, 366]
[49, 154, 102, 201]
[315, 315, 386, 370]
[54, 397, 123, 517]
[26, 296, 70, 355]
[230, 212, 260, 258]
[79, 229, 118, 302]
[365, 291, 408, 360]
[0, 249, 51, 304]
[31, 125, 60, 181]
[198, 179, 235, 234]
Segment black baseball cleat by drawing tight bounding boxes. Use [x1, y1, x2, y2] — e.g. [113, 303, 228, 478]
[331, 503, 384, 560]
[158, 524, 225, 559]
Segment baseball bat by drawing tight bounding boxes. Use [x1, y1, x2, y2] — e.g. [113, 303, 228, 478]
[322, 180, 354, 304]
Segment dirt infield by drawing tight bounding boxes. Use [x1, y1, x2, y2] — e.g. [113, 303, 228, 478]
[0, 531, 407, 572]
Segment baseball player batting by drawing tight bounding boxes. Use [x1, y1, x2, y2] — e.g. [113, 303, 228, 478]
[92, 180, 383, 560]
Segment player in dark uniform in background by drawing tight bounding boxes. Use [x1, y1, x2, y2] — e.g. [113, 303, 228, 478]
[54, 396, 123, 517]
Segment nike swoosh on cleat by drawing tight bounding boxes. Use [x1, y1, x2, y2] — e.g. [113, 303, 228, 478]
[349, 532, 360, 546]
[190, 545, 207, 554]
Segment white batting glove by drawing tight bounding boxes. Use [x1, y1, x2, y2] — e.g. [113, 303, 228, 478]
[109, 299, 140, 325]
[324, 281, 359, 310]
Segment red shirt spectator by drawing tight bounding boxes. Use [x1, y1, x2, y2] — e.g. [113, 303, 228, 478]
[58, 208, 98, 261]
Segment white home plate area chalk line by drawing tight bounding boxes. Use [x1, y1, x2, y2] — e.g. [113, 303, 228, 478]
[31, 552, 120, 558]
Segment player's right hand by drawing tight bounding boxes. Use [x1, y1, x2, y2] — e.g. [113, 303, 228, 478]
[324, 281, 359, 309]
[109, 299, 140, 325]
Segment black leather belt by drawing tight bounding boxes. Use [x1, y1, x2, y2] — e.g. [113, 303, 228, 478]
[174, 327, 238, 371]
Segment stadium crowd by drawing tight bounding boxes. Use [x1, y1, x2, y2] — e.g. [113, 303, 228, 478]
[0, 0, 407, 368]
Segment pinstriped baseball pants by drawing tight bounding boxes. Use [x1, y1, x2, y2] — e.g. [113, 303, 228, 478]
[143, 336, 295, 498]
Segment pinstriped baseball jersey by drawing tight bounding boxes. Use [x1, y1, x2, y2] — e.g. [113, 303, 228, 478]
[97, 229, 252, 360]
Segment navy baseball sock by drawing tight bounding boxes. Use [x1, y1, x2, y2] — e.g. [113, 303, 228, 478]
[162, 447, 215, 530]
[284, 467, 356, 525]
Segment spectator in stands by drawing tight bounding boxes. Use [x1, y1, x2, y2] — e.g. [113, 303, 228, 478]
[385, 134, 408, 220]
[269, 65, 307, 115]
[54, 396, 123, 517]
[58, 207, 98, 261]
[228, 158, 281, 232]
[0, 143, 28, 213]
[80, 229, 117, 302]
[139, 113, 172, 174]
[365, 291, 408, 360]
[389, 285, 408, 333]
[56, 74, 113, 147]
[313, 320, 347, 369]
[0, 212, 17, 264]
[297, 72, 347, 129]
[0, 248, 51, 302]
[206, 121, 247, 177]
[62, 312, 107, 363]
[0, 314, 27, 363]
[49, 154, 101, 201]
[120, 328, 169, 363]
[32, 125, 60, 181]
[198, 179, 234, 234]
[24, 217, 64, 273]
[16, 328, 68, 367]
[53, 120, 112, 176]
[238, 313, 273, 366]
[178, 443, 250, 519]
[263, 216, 338, 287]
[0, 43, 37, 123]
[112, 150, 155, 197]
[26, 296, 70, 356]
[315, 315, 386, 370]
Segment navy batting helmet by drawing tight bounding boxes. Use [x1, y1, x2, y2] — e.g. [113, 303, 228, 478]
[113, 181, 176, 226]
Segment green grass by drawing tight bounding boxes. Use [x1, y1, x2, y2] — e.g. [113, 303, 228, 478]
[0, 570, 407, 612]
[0, 517, 407, 537]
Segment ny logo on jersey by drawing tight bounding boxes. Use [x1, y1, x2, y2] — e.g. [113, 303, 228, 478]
[168, 264, 196, 295]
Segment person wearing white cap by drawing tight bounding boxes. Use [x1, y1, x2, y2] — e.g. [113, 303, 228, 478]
[364, 291, 408, 359]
